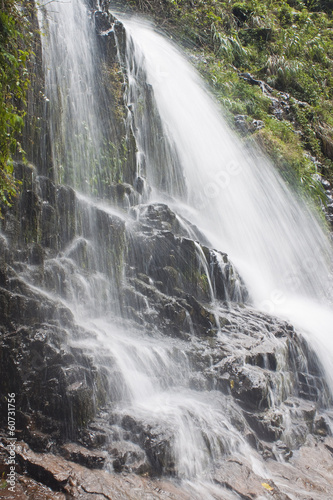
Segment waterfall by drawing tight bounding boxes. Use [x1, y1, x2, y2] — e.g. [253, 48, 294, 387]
[37, 0, 134, 192]
[38, 0, 102, 188]
[29, 0, 333, 496]
[121, 18, 333, 388]
[122, 18, 333, 300]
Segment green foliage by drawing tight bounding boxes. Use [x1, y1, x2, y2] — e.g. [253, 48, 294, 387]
[0, 471, 7, 490]
[212, 24, 248, 66]
[1, 0, 331, 210]
[255, 119, 325, 203]
[304, 0, 333, 13]
[0, 1, 32, 212]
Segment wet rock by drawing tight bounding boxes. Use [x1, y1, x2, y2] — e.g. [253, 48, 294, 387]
[273, 441, 293, 461]
[234, 114, 249, 135]
[121, 415, 176, 475]
[28, 242, 45, 265]
[128, 223, 247, 305]
[0, 177, 332, 495]
[288, 338, 328, 404]
[56, 185, 76, 249]
[238, 72, 302, 124]
[1, 440, 197, 499]
[125, 276, 220, 337]
[14, 162, 37, 192]
[3, 437, 333, 500]
[313, 415, 331, 437]
[78, 423, 109, 449]
[40, 202, 58, 249]
[134, 203, 181, 233]
[127, 200, 249, 305]
[0, 305, 106, 441]
[94, 10, 112, 33]
[213, 458, 285, 500]
[0, 234, 10, 261]
[267, 437, 333, 499]
[163, 301, 188, 329]
[108, 441, 150, 474]
[0, 286, 51, 327]
[251, 119, 265, 131]
[317, 126, 333, 161]
[136, 272, 150, 284]
[324, 436, 333, 455]
[64, 237, 91, 270]
[1, 212, 21, 247]
[0, 86, 332, 500]
[246, 351, 277, 371]
[281, 398, 319, 446]
[66, 382, 95, 431]
[135, 175, 145, 195]
[186, 295, 217, 333]
[229, 364, 271, 410]
[0, 474, 66, 499]
[61, 443, 107, 469]
[206, 249, 248, 302]
[23, 428, 55, 453]
[20, 189, 42, 244]
[38, 175, 57, 206]
[106, 182, 139, 208]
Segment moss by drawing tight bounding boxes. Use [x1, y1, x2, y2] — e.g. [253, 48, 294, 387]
[101, 61, 126, 123]
[0, 1, 34, 214]
[198, 273, 210, 296]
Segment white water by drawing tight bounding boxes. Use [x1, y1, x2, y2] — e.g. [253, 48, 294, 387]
[72, 316, 254, 485]
[35, 0, 333, 496]
[121, 18, 333, 387]
[38, 0, 102, 187]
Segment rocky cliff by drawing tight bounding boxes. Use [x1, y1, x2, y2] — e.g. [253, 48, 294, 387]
[1, 3, 333, 499]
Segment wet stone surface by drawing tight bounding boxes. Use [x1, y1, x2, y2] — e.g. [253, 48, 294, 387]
[0, 161, 332, 498]
[1, 3, 333, 497]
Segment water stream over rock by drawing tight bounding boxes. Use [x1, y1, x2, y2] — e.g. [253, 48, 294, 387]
[1, 0, 333, 498]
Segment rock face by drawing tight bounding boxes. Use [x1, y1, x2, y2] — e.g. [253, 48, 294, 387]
[1, 3, 333, 499]
[1, 161, 332, 498]
[2, 437, 333, 499]
[0, 161, 249, 441]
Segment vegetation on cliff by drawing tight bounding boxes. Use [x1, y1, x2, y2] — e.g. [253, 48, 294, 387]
[129, 0, 333, 201]
[0, 0, 32, 212]
[1, 0, 332, 207]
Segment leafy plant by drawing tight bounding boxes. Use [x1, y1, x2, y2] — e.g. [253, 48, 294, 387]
[212, 24, 248, 66]
[0, 471, 7, 490]
[0, 0, 32, 213]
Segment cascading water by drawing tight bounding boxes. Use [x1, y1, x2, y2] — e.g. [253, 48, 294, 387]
[121, 18, 333, 388]
[38, 0, 102, 188]
[28, 0, 333, 497]
[38, 0, 132, 192]
[122, 18, 332, 302]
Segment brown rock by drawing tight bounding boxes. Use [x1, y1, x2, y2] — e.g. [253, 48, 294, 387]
[61, 442, 107, 469]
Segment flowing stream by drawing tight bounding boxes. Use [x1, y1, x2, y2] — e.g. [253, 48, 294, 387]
[34, 0, 333, 496]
